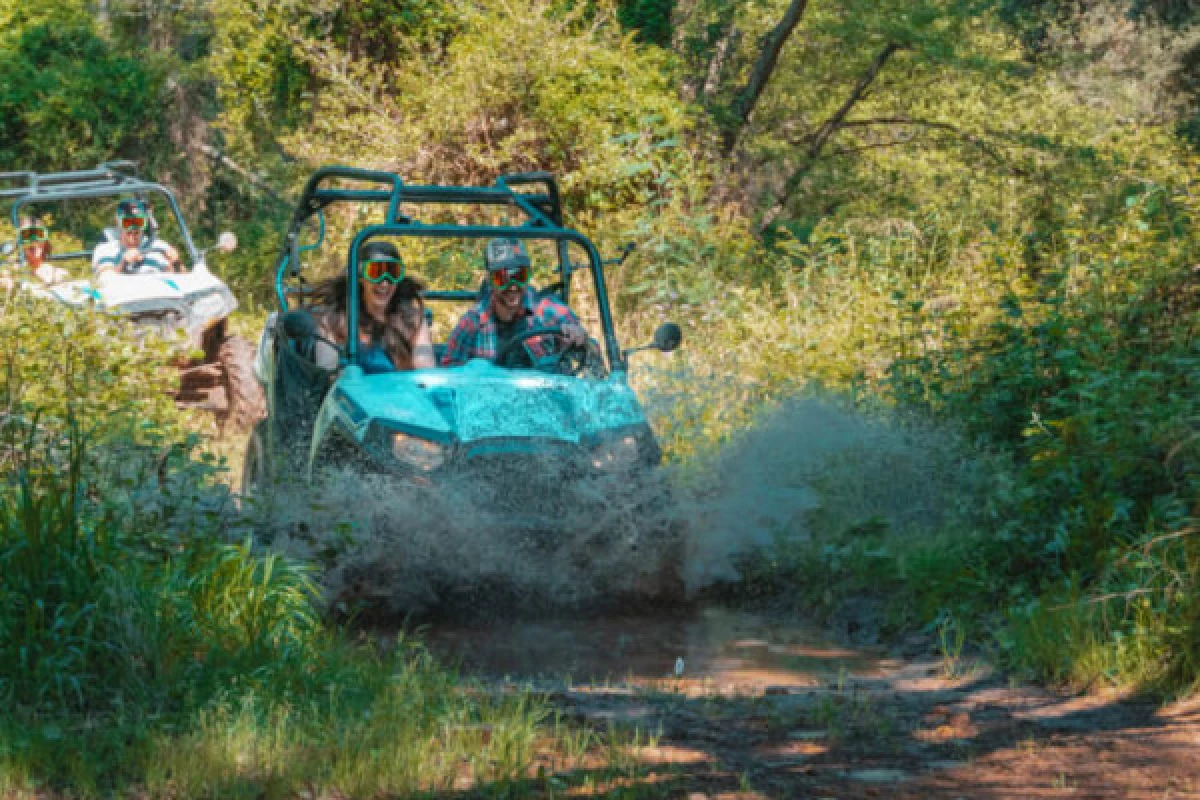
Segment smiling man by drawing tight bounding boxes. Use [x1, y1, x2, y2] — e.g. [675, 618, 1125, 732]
[91, 199, 182, 277]
[441, 237, 587, 367]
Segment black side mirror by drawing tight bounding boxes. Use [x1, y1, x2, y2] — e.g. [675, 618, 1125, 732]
[604, 241, 636, 267]
[652, 322, 682, 353]
[622, 321, 683, 362]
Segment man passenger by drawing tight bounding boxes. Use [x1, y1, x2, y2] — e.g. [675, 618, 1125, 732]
[92, 199, 182, 277]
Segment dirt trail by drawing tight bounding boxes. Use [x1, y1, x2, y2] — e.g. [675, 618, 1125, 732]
[421, 608, 1200, 799]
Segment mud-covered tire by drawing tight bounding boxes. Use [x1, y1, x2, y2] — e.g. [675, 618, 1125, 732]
[218, 334, 265, 435]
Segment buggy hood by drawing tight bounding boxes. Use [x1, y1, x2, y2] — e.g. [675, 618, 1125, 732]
[326, 359, 647, 445]
[35, 264, 236, 339]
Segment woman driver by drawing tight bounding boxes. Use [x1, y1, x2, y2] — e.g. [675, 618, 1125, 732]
[310, 240, 435, 372]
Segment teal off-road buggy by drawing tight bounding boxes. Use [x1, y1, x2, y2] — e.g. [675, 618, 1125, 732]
[245, 167, 684, 600]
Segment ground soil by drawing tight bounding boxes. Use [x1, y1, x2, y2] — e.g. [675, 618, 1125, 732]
[418, 607, 1200, 799]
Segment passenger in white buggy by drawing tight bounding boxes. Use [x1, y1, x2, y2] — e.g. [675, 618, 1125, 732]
[91, 198, 182, 277]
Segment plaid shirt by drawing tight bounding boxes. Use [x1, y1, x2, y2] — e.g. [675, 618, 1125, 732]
[441, 289, 581, 366]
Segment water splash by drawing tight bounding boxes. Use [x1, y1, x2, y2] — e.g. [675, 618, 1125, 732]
[248, 380, 985, 616]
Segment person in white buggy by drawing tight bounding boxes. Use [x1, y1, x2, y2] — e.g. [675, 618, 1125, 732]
[0, 215, 69, 291]
[91, 198, 182, 277]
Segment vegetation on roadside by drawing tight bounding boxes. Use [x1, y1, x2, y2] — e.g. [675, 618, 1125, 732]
[3, 0, 1200, 791]
[0, 298, 639, 796]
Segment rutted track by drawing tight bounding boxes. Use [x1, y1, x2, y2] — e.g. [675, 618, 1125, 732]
[414, 608, 1200, 799]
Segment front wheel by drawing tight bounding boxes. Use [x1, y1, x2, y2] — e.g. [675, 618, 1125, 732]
[218, 334, 266, 435]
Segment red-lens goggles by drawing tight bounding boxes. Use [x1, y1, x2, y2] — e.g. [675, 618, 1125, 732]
[489, 265, 530, 290]
[362, 259, 405, 284]
[19, 226, 48, 243]
[119, 215, 146, 230]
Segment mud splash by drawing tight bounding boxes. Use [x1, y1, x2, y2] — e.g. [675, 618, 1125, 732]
[250, 463, 685, 614]
[247, 390, 985, 615]
[663, 393, 989, 590]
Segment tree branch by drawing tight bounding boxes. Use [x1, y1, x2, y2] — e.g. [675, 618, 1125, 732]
[759, 42, 904, 232]
[836, 116, 1029, 176]
[198, 144, 290, 208]
[722, 0, 810, 155]
[805, 43, 903, 161]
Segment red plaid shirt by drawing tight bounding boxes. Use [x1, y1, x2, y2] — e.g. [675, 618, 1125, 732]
[441, 289, 582, 366]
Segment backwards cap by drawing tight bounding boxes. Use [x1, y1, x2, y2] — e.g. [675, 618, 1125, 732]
[484, 237, 530, 271]
[116, 199, 148, 219]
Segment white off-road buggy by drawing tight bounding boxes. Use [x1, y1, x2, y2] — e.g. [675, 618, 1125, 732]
[0, 162, 264, 432]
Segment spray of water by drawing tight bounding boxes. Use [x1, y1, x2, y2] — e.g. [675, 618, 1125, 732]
[248, 375, 986, 617]
[251, 461, 685, 616]
[669, 393, 990, 590]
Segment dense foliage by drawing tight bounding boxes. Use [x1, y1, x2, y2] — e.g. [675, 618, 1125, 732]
[3, 5, 1200, 792]
[0, 23, 164, 169]
[0, 298, 572, 794]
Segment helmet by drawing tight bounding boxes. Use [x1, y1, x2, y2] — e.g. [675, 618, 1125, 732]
[359, 240, 402, 264]
[115, 198, 148, 220]
[484, 237, 530, 271]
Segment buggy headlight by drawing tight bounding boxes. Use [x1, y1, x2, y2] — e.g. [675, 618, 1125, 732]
[391, 432, 445, 472]
[591, 434, 640, 471]
[190, 290, 231, 322]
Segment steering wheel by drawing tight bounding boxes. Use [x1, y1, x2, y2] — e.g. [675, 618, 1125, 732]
[494, 325, 590, 376]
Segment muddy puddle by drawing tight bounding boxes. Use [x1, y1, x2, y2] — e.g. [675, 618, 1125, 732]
[412, 609, 1200, 799]
[416, 607, 882, 692]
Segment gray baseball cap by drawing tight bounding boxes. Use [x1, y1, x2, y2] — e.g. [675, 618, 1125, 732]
[484, 237, 531, 271]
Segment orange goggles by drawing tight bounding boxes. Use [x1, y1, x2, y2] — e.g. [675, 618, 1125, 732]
[19, 225, 48, 243]
[119, 215, 146, 230]
[489, 265, 529, 290]
[361, 259, 405, 284]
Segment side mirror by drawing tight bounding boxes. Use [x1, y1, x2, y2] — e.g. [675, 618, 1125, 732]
[652, 322, 682, 353]
[216, 231, 238, 254]
[623, 321, 683, 362]
[604, 241, 636, 267]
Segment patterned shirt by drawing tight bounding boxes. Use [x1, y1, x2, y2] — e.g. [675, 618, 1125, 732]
[441, 288, 582, 366]
[92, 237, 177, 274]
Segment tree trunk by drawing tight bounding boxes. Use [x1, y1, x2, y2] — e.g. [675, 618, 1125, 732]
[722, 0, 810, 155]
[701, 24, 740, 100]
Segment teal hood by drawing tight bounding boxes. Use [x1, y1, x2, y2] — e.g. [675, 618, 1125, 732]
[324, 359, 647, 445]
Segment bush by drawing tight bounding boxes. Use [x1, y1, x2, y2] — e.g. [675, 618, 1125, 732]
[0, 296, 561, 794]
[0, 23, 166, 169]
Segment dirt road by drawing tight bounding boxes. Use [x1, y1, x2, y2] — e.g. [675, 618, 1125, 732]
[421, 608, 1200, 799]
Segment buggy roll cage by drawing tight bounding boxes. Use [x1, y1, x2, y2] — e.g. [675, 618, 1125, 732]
[274, 165, 625, 371]
[0, 161, 200, 265]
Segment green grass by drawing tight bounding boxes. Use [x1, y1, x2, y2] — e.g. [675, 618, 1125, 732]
[0, 300, 653, 798]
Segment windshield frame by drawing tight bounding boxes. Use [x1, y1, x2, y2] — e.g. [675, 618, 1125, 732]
[346, 224, 623, 372]
[1, 166, 198, 267]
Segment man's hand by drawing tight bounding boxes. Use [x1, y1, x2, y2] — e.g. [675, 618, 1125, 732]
[120, 249, 144, 273]
[162, 242, 182, 272]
